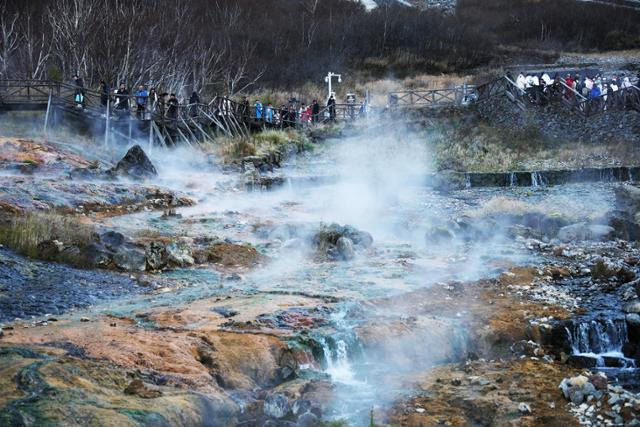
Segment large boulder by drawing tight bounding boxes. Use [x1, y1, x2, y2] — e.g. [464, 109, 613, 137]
[263, 393, 291, 419]
[113, 246, 146, 272]
[165, 242, 195, 267]
[312, 223, 372, 261]
[557, 222, 615, 243]
[615, 184, 640, 217]
[111, 145, 157, 179]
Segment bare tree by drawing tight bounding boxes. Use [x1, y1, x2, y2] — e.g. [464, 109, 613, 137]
[0, 4, 20, 78]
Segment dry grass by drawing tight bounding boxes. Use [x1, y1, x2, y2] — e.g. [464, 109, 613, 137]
[467, 195, 609, 221]
[0, 211, 94, 259]
[211, 129, 312, 163]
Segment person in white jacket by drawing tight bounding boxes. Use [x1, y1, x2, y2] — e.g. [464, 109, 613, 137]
[516, 74, 526, 91]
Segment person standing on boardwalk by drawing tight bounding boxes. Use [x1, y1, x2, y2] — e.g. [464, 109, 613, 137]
[167, 94, 179, 120]
[135, 85, 149, 119]
[327, 95, 336, 121]
[114, 83, 130, 114]
[189, 91, 200, 117]
[311, 99, 319, 122]
[99, 80, 110, 109]
[255, 100, 263, 121]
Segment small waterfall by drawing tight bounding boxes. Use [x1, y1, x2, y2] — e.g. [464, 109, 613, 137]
[509, 172, 517, 187]
[566, 319, 636, 368]
[464, 174, 471, 189]
[530, 171, 546, 188]
[629, 169, 635, 183]
[599, 168, 615, 182]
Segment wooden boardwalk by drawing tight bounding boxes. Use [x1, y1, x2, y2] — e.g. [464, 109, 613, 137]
[388, 75, 640, 117]
[0, 79, 364, 147]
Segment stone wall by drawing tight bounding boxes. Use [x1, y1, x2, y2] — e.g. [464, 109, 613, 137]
[473, 95, 640, 144]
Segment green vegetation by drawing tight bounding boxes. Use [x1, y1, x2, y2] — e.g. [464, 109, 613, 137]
[0, 211, 94, 261]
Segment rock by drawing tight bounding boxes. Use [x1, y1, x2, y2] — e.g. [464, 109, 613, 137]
[80, 317, 90, 322]
[626, 313, 640, 341]
[292, 399, 312, 416]
[591, 259, 618, 281]
[569, 389, 585, 405]
[557, 223, 615, 242]
[296, 412, 320, 427]
[123, 379, 163, 398]
[264, 393, 290, 419]
[0, 328, 4, 338]
[560, 375, 591, 403]
[589, 373, 608, 391]
[99, 231, 125, 249]
[335, 237, 355, 261]
[312, 223, 372, 261]
[36, 239, 64, 260]
[82, 242, 112, 268]
[623, 300, 640, 314]
[164, 242, 194, 267]
[113, 246, 146, 272]
[212, 306, 239, 318]
[145, 242, 166, 270]
[568, 354, 599, 368]
[518, 402, 532, 414]
[426, 226, 456, 244]
[614, 185, 640, 217]
[111, 145, 157, 179]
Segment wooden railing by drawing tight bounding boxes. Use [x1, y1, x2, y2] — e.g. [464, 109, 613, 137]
[388, 85, 476, 108]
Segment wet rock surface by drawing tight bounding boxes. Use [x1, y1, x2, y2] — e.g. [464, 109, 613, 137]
[0, 247, 144, 322]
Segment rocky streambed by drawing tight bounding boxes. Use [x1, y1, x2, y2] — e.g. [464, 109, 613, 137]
[1, 132, 640, 426]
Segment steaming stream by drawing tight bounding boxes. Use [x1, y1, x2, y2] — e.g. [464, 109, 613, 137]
[89, 128, 625, 424]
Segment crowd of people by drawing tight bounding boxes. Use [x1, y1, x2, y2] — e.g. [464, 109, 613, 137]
[71, 76, 198, 121]
[511, 70, 639, 111]
[71, 76, 366, 126]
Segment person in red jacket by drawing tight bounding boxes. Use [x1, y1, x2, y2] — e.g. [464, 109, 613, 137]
[305, 105, 313, 123]
[564, 74, 574, 99]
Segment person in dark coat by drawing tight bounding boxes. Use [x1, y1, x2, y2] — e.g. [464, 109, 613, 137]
[189, 91, 200, 117]
[279, 105, 288, 128]
[240, 97, 250, 122]
[167, 93, 179, 120]
[99, 80, 110, 108]
[114, 83, 130, 113]
[311, 100, 319, 122]
[73, 75, 85, 108]
[327, 95, 336, 120]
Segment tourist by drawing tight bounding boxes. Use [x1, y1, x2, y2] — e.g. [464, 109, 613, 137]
[241, 97, 250, 122]
[189, 91, 200, 117]
[516, 73, 526, 91]
[255, 100, 263, 121]
[298, 103, 306, 123]
[303, 104, 312, 123]
[312, 99, 320, 122]
[266, 103, 274, 124]
[148, 88, 158, 118]
[135, 85, 148, 119]
[114, 83, 130, 113]
[73, 75, 84, 109]
[167, 93, 179, 120]
[288, 105, 297, 127]
[279, 105, 288, 128]
[327, 95, 336, 120]
[564, 74, 574, 99]
[99, 80, 110, 108]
